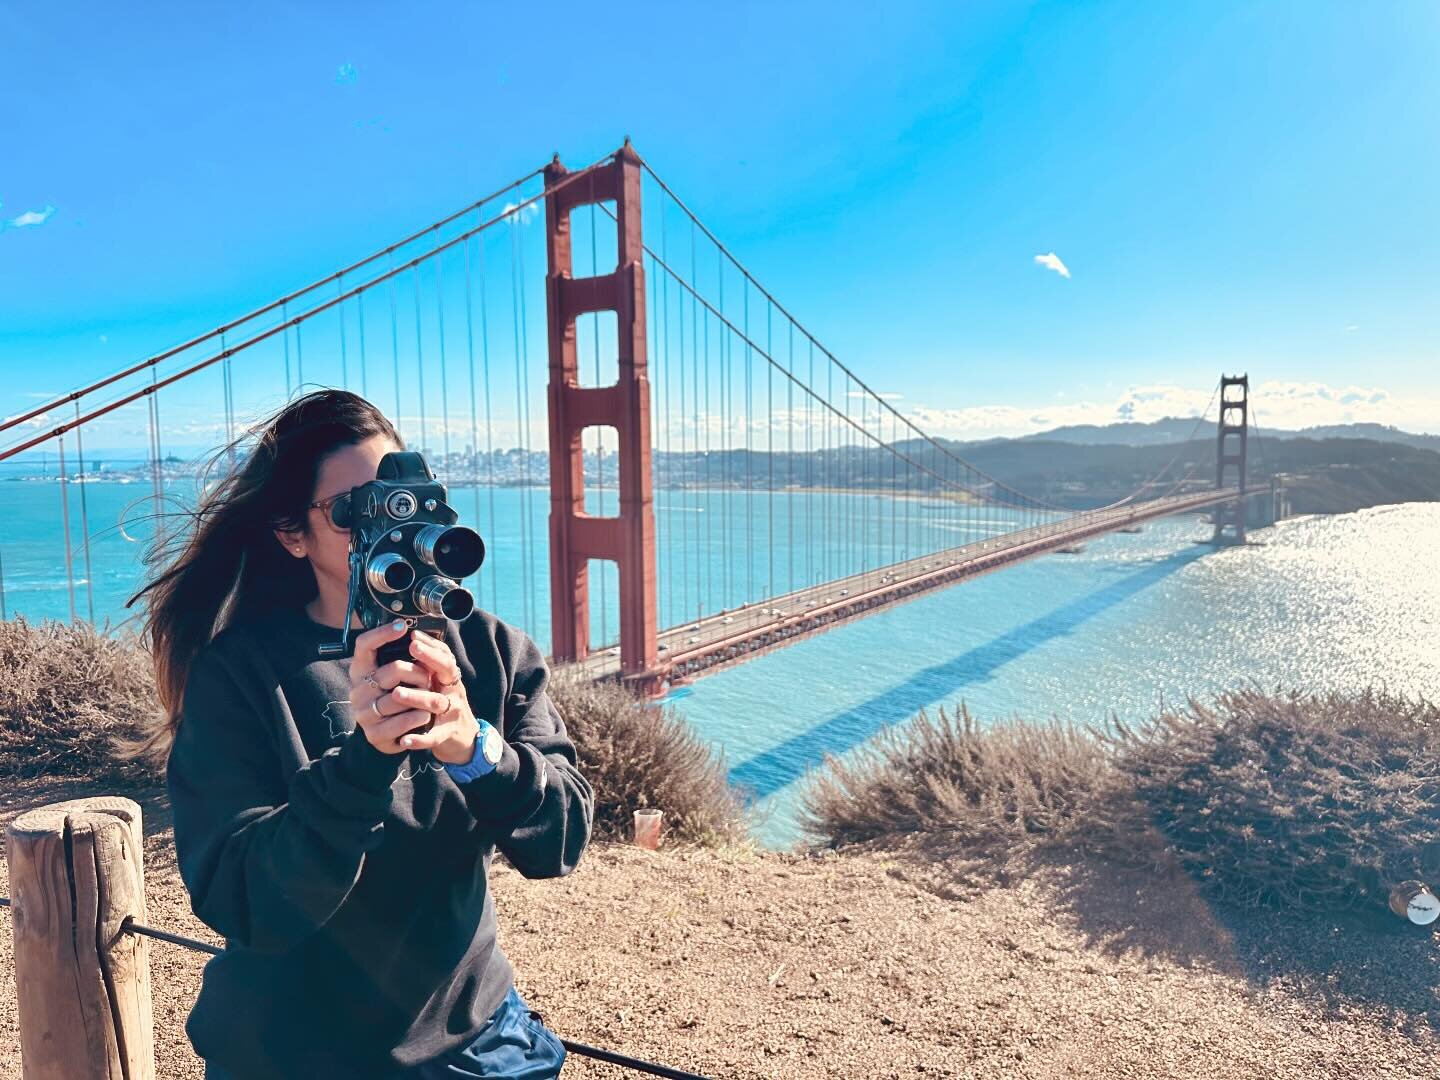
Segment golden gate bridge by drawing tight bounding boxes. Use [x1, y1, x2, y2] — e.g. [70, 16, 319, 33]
[0, 140, 1274, 694]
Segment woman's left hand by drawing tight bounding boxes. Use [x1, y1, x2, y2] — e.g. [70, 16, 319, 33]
[395, 631, 480, 765]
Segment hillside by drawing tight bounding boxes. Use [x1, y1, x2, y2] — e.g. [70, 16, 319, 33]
[2, 776, 1435, 1080]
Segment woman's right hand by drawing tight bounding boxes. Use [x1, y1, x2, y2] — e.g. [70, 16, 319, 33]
[349, 620, 446, 754]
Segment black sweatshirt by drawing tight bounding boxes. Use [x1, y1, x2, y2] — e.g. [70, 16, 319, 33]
[165, 606, 593, 1079]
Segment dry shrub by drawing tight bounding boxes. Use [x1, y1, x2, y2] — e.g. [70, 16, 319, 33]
[1098, 686, 1440, 914]
[1, 616, 754, 852]
[795, 704, 1114, 855]
[0, 615, 164, 784]
[546, 671, 753, 849]
[800, 688, 1440, 916]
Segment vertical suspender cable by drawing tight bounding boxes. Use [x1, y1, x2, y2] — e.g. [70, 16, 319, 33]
[508, 215, 528, 629]
[463, 231, 483, 607]
[389, 252, 403, 445]
[691, 221, 704, 617]
[219, 327, 234, 487]
[701, 237, 712, 615]
[358, 286, 369, 400]
[436, 229, 452, 481]
[787, 322, 794, 591]
[518, 208, 540, 638]
[296, 313, 305, 389]
[413, 264, 428, 455]
[73, 402, 95, 624]
[57, 434, 77, 624]
[806, 336, 813, 586]
[660, 196, 674, 627]
[743, 280, 752, 605]
[766, 303, 774, 599]
[829, 347, 840, 587]
[283, 300, 293, 396]
[675, 219, 689, 620]
[149, 366, 164, 550]
[718, 247, 729, 609]
[644, 252, 657, 625]
[339, 276, 349, 387]
[478, 216, 499, 608]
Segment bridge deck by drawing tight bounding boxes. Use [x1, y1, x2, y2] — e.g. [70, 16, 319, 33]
[563, 489, 1239, 687]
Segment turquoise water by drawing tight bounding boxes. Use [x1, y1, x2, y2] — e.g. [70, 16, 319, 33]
[666, 503, 1440, 850]
[4, 476, 1435, 855]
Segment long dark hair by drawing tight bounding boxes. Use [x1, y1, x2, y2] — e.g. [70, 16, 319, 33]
[116, 388, 404, 770]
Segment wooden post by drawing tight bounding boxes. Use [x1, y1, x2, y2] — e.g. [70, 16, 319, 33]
[6, 796, 155, 1079]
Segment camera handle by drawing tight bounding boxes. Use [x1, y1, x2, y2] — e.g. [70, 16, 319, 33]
[375, 625, 449, 737]
[317, 552, 367, 660]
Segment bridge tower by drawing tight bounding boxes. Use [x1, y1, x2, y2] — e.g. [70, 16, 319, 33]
[1211, 373, 1249, 544]
[543, 141, 661, 688]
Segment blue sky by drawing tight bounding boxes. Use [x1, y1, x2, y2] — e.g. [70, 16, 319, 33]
[3, 0, 1439, 443]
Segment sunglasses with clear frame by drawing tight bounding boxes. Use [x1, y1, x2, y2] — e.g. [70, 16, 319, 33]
[307, 490, 355, 532]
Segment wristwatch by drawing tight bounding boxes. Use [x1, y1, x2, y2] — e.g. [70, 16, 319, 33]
[441, 719, 505, 783]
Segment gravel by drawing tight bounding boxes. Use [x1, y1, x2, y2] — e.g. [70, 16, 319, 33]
[2, 778, 1436, 1079]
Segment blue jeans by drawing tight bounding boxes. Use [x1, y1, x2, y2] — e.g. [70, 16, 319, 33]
[414, 986, 567, 1078]
[202, 987, 566, 1079]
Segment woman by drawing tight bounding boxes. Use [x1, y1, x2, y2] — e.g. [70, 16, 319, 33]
[122, 388, 592, 1079]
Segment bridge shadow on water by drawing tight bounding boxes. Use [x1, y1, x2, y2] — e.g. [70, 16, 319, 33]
[727, 544, 1209, 803]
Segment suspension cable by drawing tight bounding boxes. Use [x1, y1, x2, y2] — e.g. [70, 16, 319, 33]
[1, 169, 544, 437]
[1, 159, 612, 464]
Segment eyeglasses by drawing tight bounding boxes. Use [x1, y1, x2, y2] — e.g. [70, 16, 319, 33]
[307, 490, 354, 533]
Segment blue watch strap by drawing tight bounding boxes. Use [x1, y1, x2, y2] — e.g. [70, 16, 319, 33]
[442, 720, 501, 783]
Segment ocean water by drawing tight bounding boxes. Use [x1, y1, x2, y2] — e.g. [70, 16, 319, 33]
[666, 503, 1440, 850]
[4, 476, 1435, 853]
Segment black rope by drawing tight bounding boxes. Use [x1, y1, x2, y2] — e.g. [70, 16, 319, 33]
[0, 897, 712, 1079]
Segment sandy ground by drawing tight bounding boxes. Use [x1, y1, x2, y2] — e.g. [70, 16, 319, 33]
[2, 778, 1437, 1079]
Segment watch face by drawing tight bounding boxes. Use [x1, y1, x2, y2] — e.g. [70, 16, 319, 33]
[481, 723, 504, 765]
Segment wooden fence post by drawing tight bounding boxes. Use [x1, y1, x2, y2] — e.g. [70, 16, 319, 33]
[6, 796, 155, 1079]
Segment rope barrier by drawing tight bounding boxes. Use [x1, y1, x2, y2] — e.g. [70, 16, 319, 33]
[0, 895, 712, 1079]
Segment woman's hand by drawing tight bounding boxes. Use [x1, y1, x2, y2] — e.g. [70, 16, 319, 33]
[349, 620, 476, 758]
[400, 629, 481, 764]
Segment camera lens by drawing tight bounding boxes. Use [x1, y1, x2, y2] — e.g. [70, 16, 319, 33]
[414, 524, 485, 580]
[415, 576, 475, 621]
[366, 552, 416, 594]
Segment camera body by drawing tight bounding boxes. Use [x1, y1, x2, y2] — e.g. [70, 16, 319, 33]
[317, 450, 486, 667]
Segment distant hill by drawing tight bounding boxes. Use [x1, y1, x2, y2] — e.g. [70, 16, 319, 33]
[657, 432, 1440, 517]
[1006, 417, 1440, 454]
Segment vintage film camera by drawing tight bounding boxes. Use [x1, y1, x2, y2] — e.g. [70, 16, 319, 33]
[316, 452, 486, 683]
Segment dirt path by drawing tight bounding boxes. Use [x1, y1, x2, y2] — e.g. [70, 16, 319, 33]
[2, 780, 1436, 1079]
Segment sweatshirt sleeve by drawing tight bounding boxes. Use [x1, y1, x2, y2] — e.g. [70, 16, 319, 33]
[451, 625, 594, 880]
[165, 644, 405, 954]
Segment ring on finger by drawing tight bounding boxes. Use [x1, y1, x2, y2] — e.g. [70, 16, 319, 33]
[370, 697, 387, 719]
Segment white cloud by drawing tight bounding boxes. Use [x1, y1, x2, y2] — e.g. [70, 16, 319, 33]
[904, 380, 1440, 440]
[2, 409, 53, 429]
[4, 204, 56, 230]
[847, 390, 901, 400]
[1345, 324, 1360, 332]
[1034, 252, 1070, 279]
[502, 200, 540, 226]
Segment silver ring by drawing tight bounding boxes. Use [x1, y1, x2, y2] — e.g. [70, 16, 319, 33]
[370, 697, 386, 719]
